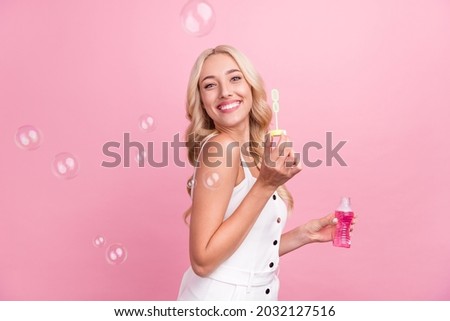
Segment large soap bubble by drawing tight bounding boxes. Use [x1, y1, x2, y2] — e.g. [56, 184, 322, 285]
[15, 125, 43, 150]
[180, 0, 216, 37]
[52, 152, 79, 179]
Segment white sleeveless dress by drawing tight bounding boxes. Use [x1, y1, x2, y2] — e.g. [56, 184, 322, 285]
[177, 140, 288, 300]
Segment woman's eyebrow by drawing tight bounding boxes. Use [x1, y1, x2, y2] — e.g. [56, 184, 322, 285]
[226, 68, 241, 75]
[201, 69, 242, 83]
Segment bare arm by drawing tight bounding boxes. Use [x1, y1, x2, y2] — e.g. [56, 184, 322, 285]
[189, 133, 300, 276]
[279, 225, 314, 257]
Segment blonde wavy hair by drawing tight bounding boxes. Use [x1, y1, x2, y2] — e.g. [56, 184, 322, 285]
[184, 45, 293, 221]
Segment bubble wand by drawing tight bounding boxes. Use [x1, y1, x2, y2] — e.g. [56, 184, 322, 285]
[269, 88, 287, 136]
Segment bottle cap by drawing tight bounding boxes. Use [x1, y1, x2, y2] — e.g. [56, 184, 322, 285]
[337, 196, 352, 212]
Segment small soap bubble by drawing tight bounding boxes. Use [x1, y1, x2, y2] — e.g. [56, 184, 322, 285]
[105, 243, 128, 265]
[93, 235, 106, 248]
[187, 178, 196, 189]
[52, 152, 79, 179]
[180, 0, 216, 37]
[187, 178, 197, 195]
[138, 114, 156, 132]
[202, 171, 221, 190]
[135, 149, 147, 166]
[15, 125, 43, 150]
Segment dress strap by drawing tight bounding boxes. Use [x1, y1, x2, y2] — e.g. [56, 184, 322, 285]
[240, 153, 253, 180]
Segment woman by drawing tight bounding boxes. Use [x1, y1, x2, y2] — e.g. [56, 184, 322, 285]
[178, 45, 351, 300]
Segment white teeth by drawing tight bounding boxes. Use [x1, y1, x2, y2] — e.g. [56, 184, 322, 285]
[219, 101, 240, 110]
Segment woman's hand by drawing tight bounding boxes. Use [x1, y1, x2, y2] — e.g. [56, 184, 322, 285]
[280, 211, 358, 256]
[302, 212, 357, 243]
[258, 133, 302, 189]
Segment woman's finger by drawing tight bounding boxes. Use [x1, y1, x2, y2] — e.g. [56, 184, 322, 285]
[263, 133, 273, 162]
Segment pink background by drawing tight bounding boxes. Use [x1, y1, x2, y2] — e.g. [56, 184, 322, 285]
[1, 0, 449, 300]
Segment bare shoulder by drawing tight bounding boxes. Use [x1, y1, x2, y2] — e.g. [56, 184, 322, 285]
[200, 133, 241, 171]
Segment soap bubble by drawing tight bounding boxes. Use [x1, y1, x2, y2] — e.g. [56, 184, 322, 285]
[186, 178, 197, 195]
[187, 178, 196, 189]
[106, 243, 128, 265]
[93, 235, 106, 248]
[52, 152, 79, 179]
[135, 149, 147, 166]
[15, 125, 43, 150]
[180, 0, 216, 37]
[138, 114, 156, 132]
[202, 171, 221, 189]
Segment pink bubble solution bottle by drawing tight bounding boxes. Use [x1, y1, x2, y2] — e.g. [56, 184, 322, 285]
[333, 197, 354, 248]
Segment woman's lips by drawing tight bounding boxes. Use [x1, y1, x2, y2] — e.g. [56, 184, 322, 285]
[217, 101, 241, 113]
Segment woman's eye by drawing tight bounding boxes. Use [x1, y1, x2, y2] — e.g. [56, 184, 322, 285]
[231, 76, 241, 82]
[204, 83, 215, 89]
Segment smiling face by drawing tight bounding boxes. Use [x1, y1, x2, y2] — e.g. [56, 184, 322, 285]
[198, 53, 253, 133]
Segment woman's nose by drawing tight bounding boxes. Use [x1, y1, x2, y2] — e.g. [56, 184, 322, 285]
[220, 83, 232, 98]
